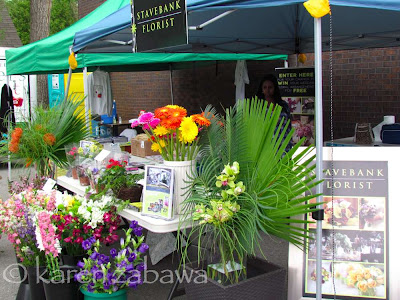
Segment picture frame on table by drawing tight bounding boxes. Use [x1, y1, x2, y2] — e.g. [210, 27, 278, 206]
[141, 165, 174, 220]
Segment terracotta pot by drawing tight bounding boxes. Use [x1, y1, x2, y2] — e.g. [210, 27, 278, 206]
[79, 175, 90, 186]
[71, 166, 78, 180]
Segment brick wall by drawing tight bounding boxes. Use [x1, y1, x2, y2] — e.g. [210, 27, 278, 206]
[288, 47, 400, 139]
[78, 0, 106, 18]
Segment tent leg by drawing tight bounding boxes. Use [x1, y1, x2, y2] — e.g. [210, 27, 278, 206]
[6, 75, 11, 182]
[65, 67, 72, 99]
[169, 65, 174, 104]
[83, 67, 89, 128]
[314, 17, 323, 300]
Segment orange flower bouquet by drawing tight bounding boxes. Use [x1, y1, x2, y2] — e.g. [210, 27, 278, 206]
[0, 95, 89, 177]
[131, 105, 211, 161]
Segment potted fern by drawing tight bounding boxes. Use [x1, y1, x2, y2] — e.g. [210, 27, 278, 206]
[179, 99, 322, 299]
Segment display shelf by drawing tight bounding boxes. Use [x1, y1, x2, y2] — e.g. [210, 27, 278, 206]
[56, 176, 90, 196]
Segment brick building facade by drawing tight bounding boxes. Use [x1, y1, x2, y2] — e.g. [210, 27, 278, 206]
[79, 0, 400, 140]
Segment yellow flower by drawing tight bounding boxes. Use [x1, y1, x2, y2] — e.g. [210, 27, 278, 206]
[158, 139, 166, 148]
[65, 195, 75, 208]
[363, 268, 371, 280]
[179, 117, 198, 144]
[367, 278, 376, 289]
[151, 143, 162, 153]
[153, 126, 169, 137]
[357, 280, 368, 293]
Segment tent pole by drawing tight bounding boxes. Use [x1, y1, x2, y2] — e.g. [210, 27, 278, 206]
[6, 75, 11, 182]
[65, 67, 72, 99]
[314, 17, 323, 300]
[83, 67, 89, 128]
[169, 65, 174, 104]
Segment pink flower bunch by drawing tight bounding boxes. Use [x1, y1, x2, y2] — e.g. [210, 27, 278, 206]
[37, 211, 60, 257]
[131, 112, 160, 131]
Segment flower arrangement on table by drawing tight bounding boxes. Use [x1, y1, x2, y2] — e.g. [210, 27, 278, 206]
[0, 188, 57, 266]
[131, 105, 211, 161]
[75, 221, 148, 295]
[0, 95, 89, 177]
[96, 159, 144, 201]
[53, 193, 122, 257]
[179, 99, 322, 284]
[65, 144, 79, 166]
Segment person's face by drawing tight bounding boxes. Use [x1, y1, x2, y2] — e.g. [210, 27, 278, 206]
[262, 80, 275, 99]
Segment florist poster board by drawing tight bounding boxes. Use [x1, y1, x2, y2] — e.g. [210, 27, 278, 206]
[276, 67, 315, 146]
[288, 147, 399, 300]
[141, 165, 174, 220]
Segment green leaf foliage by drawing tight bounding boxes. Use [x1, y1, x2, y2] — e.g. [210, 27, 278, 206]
[179, 98, 323, 274]
[6, 0, 78, 45]
[0, 93, 89, 175]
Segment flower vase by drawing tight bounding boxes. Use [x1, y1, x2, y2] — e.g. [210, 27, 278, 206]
[163, 160, 196, 215]
[80, 288, 127, 300]
[43, 279, 82, 300]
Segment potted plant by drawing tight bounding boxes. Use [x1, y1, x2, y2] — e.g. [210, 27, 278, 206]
[179, 99, 322, 299]
[65, 144, 79, 179]
[97, 159, 144, 202]
[0, 95, 89, 177]
[75, 221, 148, 300]
[131, 105, 212, 214]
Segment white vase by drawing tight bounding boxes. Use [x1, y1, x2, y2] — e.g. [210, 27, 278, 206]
[163, 160, 196, 215]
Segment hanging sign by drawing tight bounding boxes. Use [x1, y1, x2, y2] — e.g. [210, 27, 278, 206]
[276, 67, 315, 97]
[131, 0, 188, 52]
[304, 161, 389, 299]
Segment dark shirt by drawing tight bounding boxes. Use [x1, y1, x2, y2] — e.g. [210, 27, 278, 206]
[275, 100, 293, 153]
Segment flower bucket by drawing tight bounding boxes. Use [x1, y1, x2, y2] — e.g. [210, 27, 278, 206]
[164, 160, 196, 215]
[27, 266, 46, 300]
[80, 288, 127, 300]
[71, 166, 79, 180]
[43, 279, 82, 300]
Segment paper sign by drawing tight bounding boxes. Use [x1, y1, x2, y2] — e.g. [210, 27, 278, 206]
[43, 178, 56, 192]
[95, 149, 111, 162]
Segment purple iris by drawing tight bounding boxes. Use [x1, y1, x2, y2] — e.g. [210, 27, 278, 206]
[82, 239, 92, 250]
[138, 243, 149, 254]
[99, 254, 110, 264]
[110, 248, 117, 258]
[87, 283, 95, 292]
[127, 252, 136, 263]
[90, 252, 99, 260]
[103, 280, 110, 290]
[133, 227, 143, 236]
[94, 270, 104, 280]
[129, 220, 138, 229]
[126, 264, 134, 272]
[74, 272, 83, 282]
[77, 261, 85, 268]
[136, 262, 146, 272]
[89, 236, 96, 244]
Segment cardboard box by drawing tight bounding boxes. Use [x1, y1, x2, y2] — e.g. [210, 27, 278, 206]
[131, 138, 157, 157]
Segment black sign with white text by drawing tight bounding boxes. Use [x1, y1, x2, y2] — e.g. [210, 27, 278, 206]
[276, 67, 315, 97]
[132, 0, 188, 52]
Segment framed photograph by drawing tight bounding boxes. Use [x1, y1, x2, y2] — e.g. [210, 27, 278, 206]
[141, 165, 174, 220]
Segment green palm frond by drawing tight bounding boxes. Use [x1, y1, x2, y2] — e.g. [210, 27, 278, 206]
[180, 98, 323, 267]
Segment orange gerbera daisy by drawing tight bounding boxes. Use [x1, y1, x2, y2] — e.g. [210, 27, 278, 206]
[155, 107, 170, 119]
[161, 117, 182, 130]
[43, 133, 56, 146]
[191, 114, 211, 127]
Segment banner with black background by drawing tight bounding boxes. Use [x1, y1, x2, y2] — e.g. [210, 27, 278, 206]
[304, 161, 388, 299]
[131, 0, 188, 52]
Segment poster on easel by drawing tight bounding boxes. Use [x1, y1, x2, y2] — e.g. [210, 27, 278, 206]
[303, 161, 388, 299]
[141, 165, 174, 220]
[276, 67, 315, 146]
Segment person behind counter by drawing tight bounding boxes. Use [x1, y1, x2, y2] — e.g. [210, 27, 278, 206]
[256, 74, 293, 152]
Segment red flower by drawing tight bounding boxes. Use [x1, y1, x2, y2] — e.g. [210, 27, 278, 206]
[64, 236, 72, 243]
[72, 229, 81, 236]
[75, 236, 84, 244]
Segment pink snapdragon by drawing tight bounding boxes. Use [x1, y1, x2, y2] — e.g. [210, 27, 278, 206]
[37, 211, 60, 257]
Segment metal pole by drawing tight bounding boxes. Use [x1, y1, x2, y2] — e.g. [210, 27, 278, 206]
[6, 75, 11, 182]
[169, 65, 174, 104]
[83, 67, 89, 128]
[314, 17, 323, 300]
[65, 67, 72, 98]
